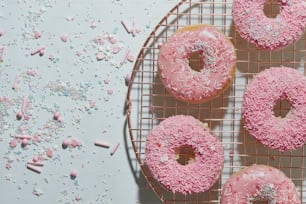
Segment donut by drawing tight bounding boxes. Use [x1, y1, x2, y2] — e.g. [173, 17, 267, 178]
[221, 164, 301, 203]
[158, 24, 236, 104]
[242, 67, 306, 151]
[145, 115, 224, 195]
[232, 0, 306, 50]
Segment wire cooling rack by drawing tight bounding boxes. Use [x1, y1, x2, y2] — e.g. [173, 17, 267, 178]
[126, 0, 306, 203]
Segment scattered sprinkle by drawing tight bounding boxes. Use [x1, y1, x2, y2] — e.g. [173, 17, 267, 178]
[94, 140, 110, 148]
[110, 141, 120, 156]
[61, 34, 69, 42]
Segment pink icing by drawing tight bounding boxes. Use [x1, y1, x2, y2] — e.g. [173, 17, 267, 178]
[242, 67, 306, 151]
[232, 0, 306, 50]
[221, 164, 301, 203]
[145, 115, 224, 195]
[158, 25, 236, 103]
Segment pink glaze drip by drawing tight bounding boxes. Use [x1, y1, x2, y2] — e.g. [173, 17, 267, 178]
[145, 115, 224, 195]
[158, 25, 236, 103]
[242, 67, 306, 151]
[232, 0, 306, 50]
[221, 164, 301, 204]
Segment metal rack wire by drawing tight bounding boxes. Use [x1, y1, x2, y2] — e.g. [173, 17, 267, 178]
[126, 0, 306, 203]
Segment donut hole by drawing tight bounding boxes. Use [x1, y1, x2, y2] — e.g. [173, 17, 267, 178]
[253, 201, 269, 204]
[175, 145, 195, 165]
[263, 0, 280, 18]
[188, 51, 204, 72]
[273, 99, 291, 118]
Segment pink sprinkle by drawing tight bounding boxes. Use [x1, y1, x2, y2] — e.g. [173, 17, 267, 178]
[131, 19, 138, 37]
[90, 20, 97, 29]
[24, 115, 30, 121]
[93, 37, 104, 45]
[37, 155, 44, 162]
[110, 141, 120, 156]
[108, 35, 117, 44]
[75, 195, 81, 201]
[120, 49, 131, 66]
[76, 50, 82, 57]
[94, 140, 110, 148]
[103, 78, 110, 84]
[0, 46, 6, 62]
[62, 139, 70, 148]
[32, 156, 38, 163]
[27, 164, 41, 174]
[45, 148, 53, 158]
[31, 135, 39, 144]
[135, 27, 141, 34]
[27, 161, 44, 167]
[0, 31, 3, 37]
[9, 139, 17, 148]
[6, 163, 12, 170]
[34, 31, 42, 39]
[26, 69, 37, 77]
[39, 48, 45, 56]
[70, 138, 81, 148]
[107, 89, 113, 95]
[53, 112, 60, 120]
[21, 97, 28, 113]
[31, 46, 45, 56]
[96, 52, 105, 61]
[21, 138, 28, 146]
[89, 100, 95, 108]
[16, 111, 23, 120]
[112, 46, 121, 54]
[127, 52, 134, 62]
[121, 20, 131, 33]
[12, 74, 20, 90]
[70, 170, 77, 179]
[61, 34, 69, 42]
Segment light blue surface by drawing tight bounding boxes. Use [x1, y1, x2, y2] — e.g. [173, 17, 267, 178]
[0, 0, 177, 203]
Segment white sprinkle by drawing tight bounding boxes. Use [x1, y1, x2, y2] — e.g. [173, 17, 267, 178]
[160, 155, 168, 163]
[32, 187, 44, 197]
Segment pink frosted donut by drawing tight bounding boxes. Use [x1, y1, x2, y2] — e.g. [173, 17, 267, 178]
[232, 0, 306, 50]
[221, 164, 301, 203]
[158, 25, 236, 103]
[242, 67, 306, 151]
[145, 115, 224, 195]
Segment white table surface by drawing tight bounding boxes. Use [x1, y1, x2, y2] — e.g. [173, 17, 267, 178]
[0, 0, 178, 203]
